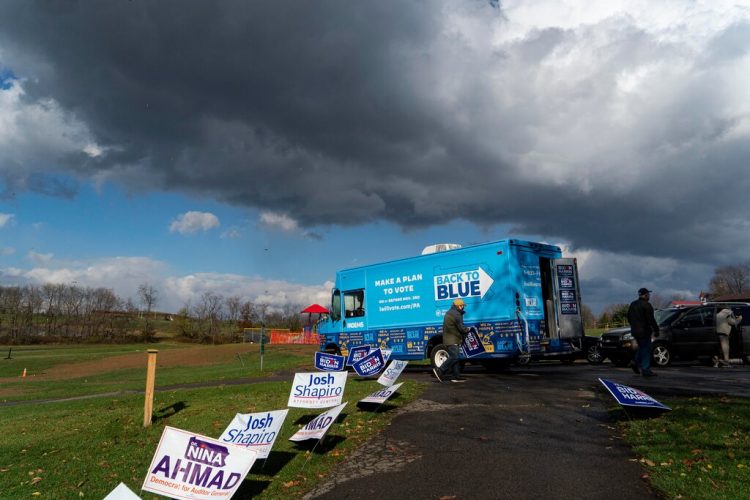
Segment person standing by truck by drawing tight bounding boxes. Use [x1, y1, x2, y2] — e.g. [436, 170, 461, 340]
[627, 288, 660, 377]
[715, 307, 742, 367]
[433, 298, 469, 383]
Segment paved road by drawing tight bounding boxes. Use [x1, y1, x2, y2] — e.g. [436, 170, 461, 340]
[307, 361, 750, 500]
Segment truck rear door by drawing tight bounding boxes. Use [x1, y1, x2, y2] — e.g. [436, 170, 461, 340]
[549, 258, 584, 339]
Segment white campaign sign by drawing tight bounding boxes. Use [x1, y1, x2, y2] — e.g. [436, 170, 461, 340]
[288, 371, 348, 408]
[288, 402, 348, 442]
[359, 382, 403, 404]
[103, 482, 141, 500]
[142, 426, 257, 500]
[218, 409, 288, 459]
[377, 360, 408, 386]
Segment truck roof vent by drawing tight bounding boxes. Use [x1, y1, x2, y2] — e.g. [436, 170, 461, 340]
[421, 243, 462, 255]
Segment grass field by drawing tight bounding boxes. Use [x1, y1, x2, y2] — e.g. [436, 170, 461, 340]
[0, 343, 425, 499]
[616, 395, 750, 499]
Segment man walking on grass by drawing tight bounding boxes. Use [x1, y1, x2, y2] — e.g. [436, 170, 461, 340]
[433, 298, 468, 383]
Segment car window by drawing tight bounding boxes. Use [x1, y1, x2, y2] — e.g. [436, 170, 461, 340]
[656, 309, 684, 326]
[677, 308, 713, 328]
[734, 306, 750, 326]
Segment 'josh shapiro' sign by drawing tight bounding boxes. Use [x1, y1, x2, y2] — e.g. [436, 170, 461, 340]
[288, 372, 348, 408]
[218, 409, 288, 459]
[142, 426, 257, 500]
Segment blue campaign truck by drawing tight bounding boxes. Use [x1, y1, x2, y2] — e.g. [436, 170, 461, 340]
[317, 239, 585, 370]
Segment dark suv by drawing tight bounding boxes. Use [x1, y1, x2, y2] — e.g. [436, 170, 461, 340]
[600, 302, 750, 367]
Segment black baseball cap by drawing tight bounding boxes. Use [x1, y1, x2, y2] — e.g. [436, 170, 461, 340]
[638, 287, 652, 295]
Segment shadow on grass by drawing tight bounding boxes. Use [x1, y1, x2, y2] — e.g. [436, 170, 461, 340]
[356, 402, 399, 413]
[235, 478, 272, 498]
[152, 401, 188, 423]
[608, 405, 671, 421]
[291, 434, 346, 454]
[251, 450, 297, 476]
[293, 412, 350, 426]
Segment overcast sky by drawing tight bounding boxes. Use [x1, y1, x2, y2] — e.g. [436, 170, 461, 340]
[1, 0, 749, 315]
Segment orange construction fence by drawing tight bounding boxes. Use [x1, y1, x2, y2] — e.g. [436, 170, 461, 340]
[269, 330, 320, 345]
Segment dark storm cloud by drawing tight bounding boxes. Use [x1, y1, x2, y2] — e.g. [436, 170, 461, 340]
[2, 0, 750, 268]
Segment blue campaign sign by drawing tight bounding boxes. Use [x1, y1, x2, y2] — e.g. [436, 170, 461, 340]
[461, 326, 486, 358]
[314, 351, 345, 372]
[352, 349, 386, 377]
[346, 345, 371, 366]
[598, 379, 671, 411]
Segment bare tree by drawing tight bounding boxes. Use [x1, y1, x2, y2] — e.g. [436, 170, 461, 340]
[137, 283, 159, 316]
[709, 261, 750, 296]
[225, 296, 242, 326]
[580, 303, 596, 329]
[193, 291, 224, 342]
[240, 300, 255, 324]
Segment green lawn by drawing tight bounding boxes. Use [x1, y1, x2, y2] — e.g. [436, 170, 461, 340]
[618, 395, 750, 499]
[0, 343, 425, 499]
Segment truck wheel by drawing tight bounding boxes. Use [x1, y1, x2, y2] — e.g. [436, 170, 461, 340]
[516, 354, 531, 366]
[652, 343, 671, 367]
[430, 344, 450, 370]
[324, 344, 341, 356]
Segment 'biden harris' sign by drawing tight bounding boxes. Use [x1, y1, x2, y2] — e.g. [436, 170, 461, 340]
[599, 378, 671, 411]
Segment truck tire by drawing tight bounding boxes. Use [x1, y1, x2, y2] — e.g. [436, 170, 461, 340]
[430, 344, 450, 370]
[324, 344, 341, 356]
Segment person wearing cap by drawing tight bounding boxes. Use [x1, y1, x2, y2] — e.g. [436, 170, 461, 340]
[626, 288, 660, 376]
[433, 298, 469, 383]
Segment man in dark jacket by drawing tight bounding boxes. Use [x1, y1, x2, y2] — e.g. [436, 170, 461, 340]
[626, 288, 660, 376]
[433, 298, 469, 383]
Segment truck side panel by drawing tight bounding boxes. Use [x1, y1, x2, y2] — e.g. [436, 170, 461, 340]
[319, 239, 580, 361]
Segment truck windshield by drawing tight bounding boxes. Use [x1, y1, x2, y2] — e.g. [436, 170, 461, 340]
[331, 290, 341, 321]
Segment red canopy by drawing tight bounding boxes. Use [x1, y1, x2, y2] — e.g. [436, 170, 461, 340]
[301, 303, 329, 314]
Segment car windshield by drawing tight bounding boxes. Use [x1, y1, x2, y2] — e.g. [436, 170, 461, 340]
[655, 308, 685, 326]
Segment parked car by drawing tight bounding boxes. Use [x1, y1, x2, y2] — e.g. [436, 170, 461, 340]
[600, 302, 750, 367]
[600, 308, 685, 366]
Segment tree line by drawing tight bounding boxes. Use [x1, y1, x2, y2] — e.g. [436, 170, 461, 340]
[0, 283, 308, 344]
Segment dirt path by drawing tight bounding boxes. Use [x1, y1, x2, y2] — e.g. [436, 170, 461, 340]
[0, 343, 315, 382]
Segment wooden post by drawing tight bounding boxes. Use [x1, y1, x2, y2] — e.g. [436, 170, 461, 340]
[144, 349, 158, 427]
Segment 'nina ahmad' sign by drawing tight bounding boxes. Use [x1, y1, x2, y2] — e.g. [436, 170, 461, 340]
[289, 402, 348, 442]
[359, 382, 403, 405]
[142, 426, 257, 500]
[288, 371, 347, 408]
